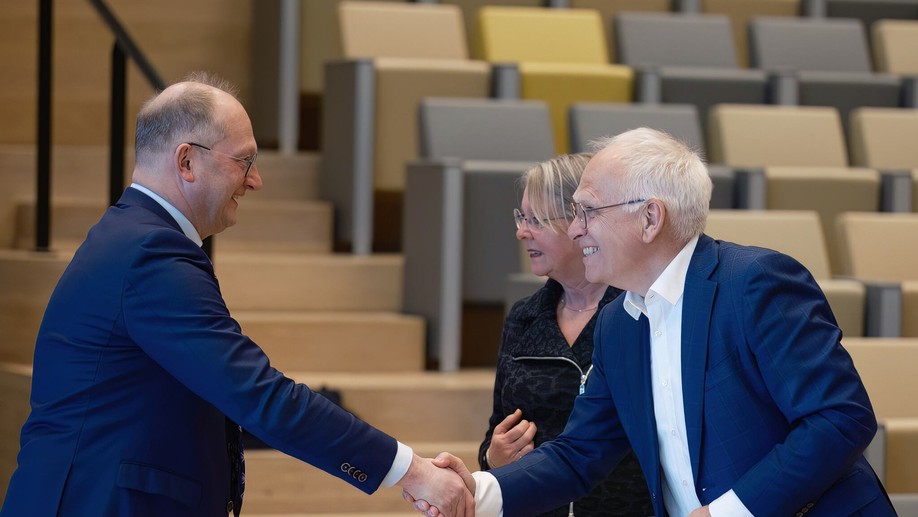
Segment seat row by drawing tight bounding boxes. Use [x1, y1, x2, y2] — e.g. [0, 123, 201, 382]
[320, 1, 918, 255]
[396, 96, 918, 369]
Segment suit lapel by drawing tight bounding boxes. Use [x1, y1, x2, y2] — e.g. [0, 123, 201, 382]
[614, 309, 663, 499]
[681, 235, 718, 484]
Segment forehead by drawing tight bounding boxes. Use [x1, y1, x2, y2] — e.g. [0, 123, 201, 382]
[576, 149, 620, 202]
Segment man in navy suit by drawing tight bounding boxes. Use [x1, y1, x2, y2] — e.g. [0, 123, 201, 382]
[415, 127, 894, 516]
[1, 73, 473, 517]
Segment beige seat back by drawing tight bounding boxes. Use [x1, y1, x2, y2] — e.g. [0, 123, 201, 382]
[842, 338, 918, 419]
[763, 166, 880, 274]
[836, 212, 918, 281]
[705, 210, 831, 278]
[872, 19, 918, 75]
[850, 107, 918, 169]
[340, 1, 470, 59]
[708, 104, 848, 167]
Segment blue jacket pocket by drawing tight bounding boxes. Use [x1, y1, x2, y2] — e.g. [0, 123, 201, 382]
[116, 461, 202, 508]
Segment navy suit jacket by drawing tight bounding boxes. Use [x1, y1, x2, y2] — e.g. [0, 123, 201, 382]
[2, 188, 397, 516]
[491, 235, 894, 517]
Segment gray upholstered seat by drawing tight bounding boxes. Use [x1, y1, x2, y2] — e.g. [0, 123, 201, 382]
[615, 12, 769, 131]
[748, 16, 903, 134]
[404, 98, 555, 370]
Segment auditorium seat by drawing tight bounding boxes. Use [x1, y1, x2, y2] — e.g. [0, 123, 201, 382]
[748, 16, 903, 132]
[404, 98, 555, 370]
[568, 102, 737, 208]
[477, 6, 634, 154]
[704, 210, 867, 337]
[849, 107, 918, 212]
[321, 1, 490, 253]
[709, 104, 848, 167]
[569, 0, 673, 62]
[843, 337, 918, 492]
[700, 0, 801, 68]
[872, 19, 918, 75]
[807, 0, 918, 35]
[836, 212, 918, 337]
[762, 166, 880, 274]
[614, 12, 768, 130]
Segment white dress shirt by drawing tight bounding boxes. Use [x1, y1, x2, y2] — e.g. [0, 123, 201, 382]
[128, 184, 413, 488]
[472, 236, 753, 517]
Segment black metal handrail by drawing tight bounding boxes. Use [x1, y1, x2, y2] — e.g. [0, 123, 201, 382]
[36, 0, 212, 256]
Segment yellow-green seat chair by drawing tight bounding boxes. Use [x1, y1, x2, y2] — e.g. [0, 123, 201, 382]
[477, 6, 634, 154]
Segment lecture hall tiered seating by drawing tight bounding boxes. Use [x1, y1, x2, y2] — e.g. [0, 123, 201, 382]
[2, 0, 918, 515]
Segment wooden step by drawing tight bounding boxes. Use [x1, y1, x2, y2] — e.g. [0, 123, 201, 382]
[0, 363, 32, 509]
[0, 145, 321, 249]
[0, 145, 320, 201]
[0, 249, 71, 364]
[0, 250, 410, 364]
[283, 370, 493, 443]
[235, 311, 425, 373]
[217, 252, 406, 312]
[13, 198, 334, 253]
[243, 442, 480, 515]
[0, 363, 492, 512]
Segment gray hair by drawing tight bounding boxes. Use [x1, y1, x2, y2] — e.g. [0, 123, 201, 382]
[523, 153, 592, 234]
[589, 128, 711, 242]
[134, 72, 240, 167]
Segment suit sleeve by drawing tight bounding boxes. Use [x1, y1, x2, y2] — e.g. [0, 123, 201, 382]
[730, 252, 877, 515]
[121, 229, 397, 494]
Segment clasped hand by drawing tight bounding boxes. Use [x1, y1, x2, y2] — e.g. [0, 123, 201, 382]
[401, 453, 476, 517]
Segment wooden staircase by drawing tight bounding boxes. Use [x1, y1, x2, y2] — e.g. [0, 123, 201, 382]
[0, 145, 494, 513]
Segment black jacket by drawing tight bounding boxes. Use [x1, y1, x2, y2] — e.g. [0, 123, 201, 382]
[479, 279, 652, 517]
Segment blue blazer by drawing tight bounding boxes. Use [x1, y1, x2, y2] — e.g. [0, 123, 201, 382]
[491, 235, 894, 517]
[2, 188, 397, 516]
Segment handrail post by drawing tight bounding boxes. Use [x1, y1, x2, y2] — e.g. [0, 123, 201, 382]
[36, 0, 53, 251]
[109, 43, 126, 206]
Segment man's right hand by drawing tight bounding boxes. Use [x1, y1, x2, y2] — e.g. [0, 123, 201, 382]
[486, 409, 537, 468]
[403, 452, 476, 517]
[397, 453, 474, 517]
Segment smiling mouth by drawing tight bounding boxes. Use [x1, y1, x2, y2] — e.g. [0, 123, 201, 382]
[583, 246, 599, 257]
[528, 249, 543, 257]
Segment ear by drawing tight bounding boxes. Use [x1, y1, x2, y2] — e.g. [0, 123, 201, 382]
[640, 199, 666, 243]
[175, 143, 196, 183]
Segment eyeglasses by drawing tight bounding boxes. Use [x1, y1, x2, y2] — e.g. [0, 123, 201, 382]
[570, 199, 646, 229]
[513, 208, 566, 231]
[187, 142, 257, 177]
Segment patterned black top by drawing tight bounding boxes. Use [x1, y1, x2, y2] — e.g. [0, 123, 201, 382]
[479, 279, 653, 517]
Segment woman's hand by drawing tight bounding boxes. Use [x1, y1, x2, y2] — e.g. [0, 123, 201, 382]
[486, 409, 537, 468]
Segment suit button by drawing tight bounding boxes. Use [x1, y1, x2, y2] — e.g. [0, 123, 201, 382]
[795, 513, 803, 517]
[807, 503, 815, 508]
[226, 500, 234, 513]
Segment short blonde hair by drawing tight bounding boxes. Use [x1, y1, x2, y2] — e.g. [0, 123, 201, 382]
[523, 153, 592, 234]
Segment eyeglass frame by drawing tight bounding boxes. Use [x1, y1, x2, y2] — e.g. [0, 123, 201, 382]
[569, 199, 646, 229]
[513, 208, 567, 231]
[186, 142, 257, 177]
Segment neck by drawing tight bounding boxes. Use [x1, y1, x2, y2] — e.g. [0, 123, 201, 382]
[558, 282, 606, 313]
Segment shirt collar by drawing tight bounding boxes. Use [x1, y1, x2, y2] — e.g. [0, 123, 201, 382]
[129, 183, 204, 247]
[623, 235, 700, 320]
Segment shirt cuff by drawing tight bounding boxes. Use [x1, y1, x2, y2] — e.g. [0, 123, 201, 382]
[471, 471, 504, 517]
[708, 489, 753, 517]
[380, 441, 414, 488]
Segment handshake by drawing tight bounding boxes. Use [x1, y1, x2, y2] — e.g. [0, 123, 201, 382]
[397, 452, 478, 517]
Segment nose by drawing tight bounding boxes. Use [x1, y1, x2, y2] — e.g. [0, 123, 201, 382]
[567, 218, 584, 241]
[515, 224, 531, 241]
[245, 163, 263, 191]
